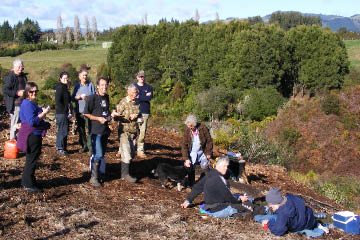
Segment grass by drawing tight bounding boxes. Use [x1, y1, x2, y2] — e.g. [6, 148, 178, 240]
[0, 41, 108, 86]
[345, 40, 360, 69]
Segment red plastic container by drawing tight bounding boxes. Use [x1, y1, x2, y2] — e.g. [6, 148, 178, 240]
[4, 139, 18, 159]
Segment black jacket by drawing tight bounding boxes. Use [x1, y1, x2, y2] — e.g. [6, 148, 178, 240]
[3, 71, 27, 114]
[55, 82, 71, 114]
[186, 168, 239, 212]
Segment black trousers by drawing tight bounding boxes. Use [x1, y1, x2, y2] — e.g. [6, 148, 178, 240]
[75, 113, 92, 151]
[21, 134, 42, 188]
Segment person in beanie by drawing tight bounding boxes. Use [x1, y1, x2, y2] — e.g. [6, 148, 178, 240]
[112, 84, 142, 182]
[134, 70, 153, 158]
[254, 187, 327, 238]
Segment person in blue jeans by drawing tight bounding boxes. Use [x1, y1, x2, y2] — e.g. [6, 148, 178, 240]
[54, 72, 72, 155]
[83, 77, 110, 187]
[254, 187, 328, 238]
[181, 156, 255, 218]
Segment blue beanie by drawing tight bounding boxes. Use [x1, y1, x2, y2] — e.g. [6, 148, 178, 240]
[266, 187, 283, 204]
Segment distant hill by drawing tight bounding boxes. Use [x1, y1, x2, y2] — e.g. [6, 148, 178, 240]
[263, 12, 360, 32]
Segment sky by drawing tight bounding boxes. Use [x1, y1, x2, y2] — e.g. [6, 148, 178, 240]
[0, 0, 359, 30]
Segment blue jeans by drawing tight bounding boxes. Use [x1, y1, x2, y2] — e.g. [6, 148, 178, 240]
[254, 214, 325, 238]
[207, 206, 238, 218]
[55, 114, 69, 150]
[91, 134, 109, 163]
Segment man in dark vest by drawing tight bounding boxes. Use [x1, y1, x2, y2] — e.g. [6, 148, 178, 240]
[3, 59, 27, 140]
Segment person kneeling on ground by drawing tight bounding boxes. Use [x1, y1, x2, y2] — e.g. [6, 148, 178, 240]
[181, 156, 263, 219]
[254, 187, 328, 238]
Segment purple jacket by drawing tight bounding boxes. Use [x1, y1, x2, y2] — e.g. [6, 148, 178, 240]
[17, 122, 45, 152]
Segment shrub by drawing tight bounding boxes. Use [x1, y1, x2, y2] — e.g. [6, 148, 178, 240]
[36, 90, 54, 109]
[278, 127, 302, 147]
[241, 86, 286, 121]
[321, 93, 341, 115]
[42, 63, 78, 90]
[195, 85, 235, 121]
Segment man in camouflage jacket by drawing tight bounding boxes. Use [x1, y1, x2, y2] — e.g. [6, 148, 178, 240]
[112, 84, 142, 182]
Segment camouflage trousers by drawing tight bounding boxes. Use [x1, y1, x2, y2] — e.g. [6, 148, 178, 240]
[119, 132, 137, 164]
[137, 113, 149, 154]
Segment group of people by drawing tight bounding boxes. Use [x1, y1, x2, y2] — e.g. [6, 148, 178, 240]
[3, 59, 153, 191]
[3, 59, 328, 238]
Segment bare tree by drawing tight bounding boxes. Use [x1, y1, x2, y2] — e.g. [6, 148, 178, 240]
[91, 16, 97, 42]
[215, 12, 220, 22]
[84, 15, 89, 44]
[56, 15, 64, 45]
[73, 15, 80, 44]
[194, 9, 200, 22]
[65, 26, 72, 43]
[144, 13, 148, 25]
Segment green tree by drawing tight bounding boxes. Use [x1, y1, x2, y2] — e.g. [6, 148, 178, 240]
[0, 21, 14, 42]
[17, 18, 42, 43]
[286, 25, 349, 93]
[269, 11, 322, 31]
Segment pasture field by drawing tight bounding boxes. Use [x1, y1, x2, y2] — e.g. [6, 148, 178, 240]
[345, 40, 360, 69]
[0, 42, 107, 86]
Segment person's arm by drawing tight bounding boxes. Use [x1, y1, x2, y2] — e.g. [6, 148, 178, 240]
[55, 84, 63, 107]
[71, 83, 79, 102]
[83, 95, 107, 124]
[203, 125, 213, 158]
[138, 85, 153, 102]
[267, 212, 289, 236]
[3, 74, 17, 97]
[182, 175, 206, 206]
[22, 102, 48, 126]
[181, 129, 190, 161]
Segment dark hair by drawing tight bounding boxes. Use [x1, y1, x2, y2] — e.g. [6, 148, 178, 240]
[78, 68, 88, 76]
[59, 71, 69, 80]
[96, 77, 108, 86]
[24, 82, 38, 99]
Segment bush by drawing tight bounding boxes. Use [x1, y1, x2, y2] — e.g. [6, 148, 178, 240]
[278, 127, 302, 147]
[195, 85, 235, 121]
[321, 93, 341, 115]
[241, 86, 286, 121]
[42, 63, 78, 90]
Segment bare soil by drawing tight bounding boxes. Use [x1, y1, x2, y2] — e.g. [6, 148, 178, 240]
[0, 105, 358, 239]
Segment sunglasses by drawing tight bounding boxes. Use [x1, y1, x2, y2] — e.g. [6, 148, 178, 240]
[29, 90, 39, 94]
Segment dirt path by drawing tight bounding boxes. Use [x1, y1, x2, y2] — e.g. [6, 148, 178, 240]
[0, 109, 358, 239]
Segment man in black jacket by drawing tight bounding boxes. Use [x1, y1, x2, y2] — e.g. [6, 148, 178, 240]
[3, 59, 27, 139]
[181, 156, 256, 218]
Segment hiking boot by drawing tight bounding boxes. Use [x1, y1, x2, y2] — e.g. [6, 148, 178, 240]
[137, 153, 147, 158]
[57, 150, 68, 156]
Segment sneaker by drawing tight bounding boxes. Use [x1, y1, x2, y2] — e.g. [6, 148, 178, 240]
[318, 223, 329, 234]
[23, 186, 43, 193]
[57, 150, 68, 156]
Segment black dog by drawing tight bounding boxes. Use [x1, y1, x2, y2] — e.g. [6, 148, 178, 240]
[155, 163, 191, 191]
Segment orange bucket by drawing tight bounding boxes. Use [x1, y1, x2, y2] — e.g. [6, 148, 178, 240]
[4, 139, 18, 159]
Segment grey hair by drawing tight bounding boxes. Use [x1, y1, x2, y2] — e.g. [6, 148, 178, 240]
[126, 83, 138, 91]
[184, 114, 198, 127]
[215, 156, 230, 168]
[13, 59, 23, 68]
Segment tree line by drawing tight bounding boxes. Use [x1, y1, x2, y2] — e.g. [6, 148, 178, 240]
[107, 19, 349, 121]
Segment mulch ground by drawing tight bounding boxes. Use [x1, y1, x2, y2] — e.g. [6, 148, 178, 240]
[0, 105, 358, 239]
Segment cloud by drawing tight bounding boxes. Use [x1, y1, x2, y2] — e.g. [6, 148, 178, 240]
[2, 0, 21, 7]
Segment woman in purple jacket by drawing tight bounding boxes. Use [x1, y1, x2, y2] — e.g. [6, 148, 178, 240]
[19, 82, 50, 193]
